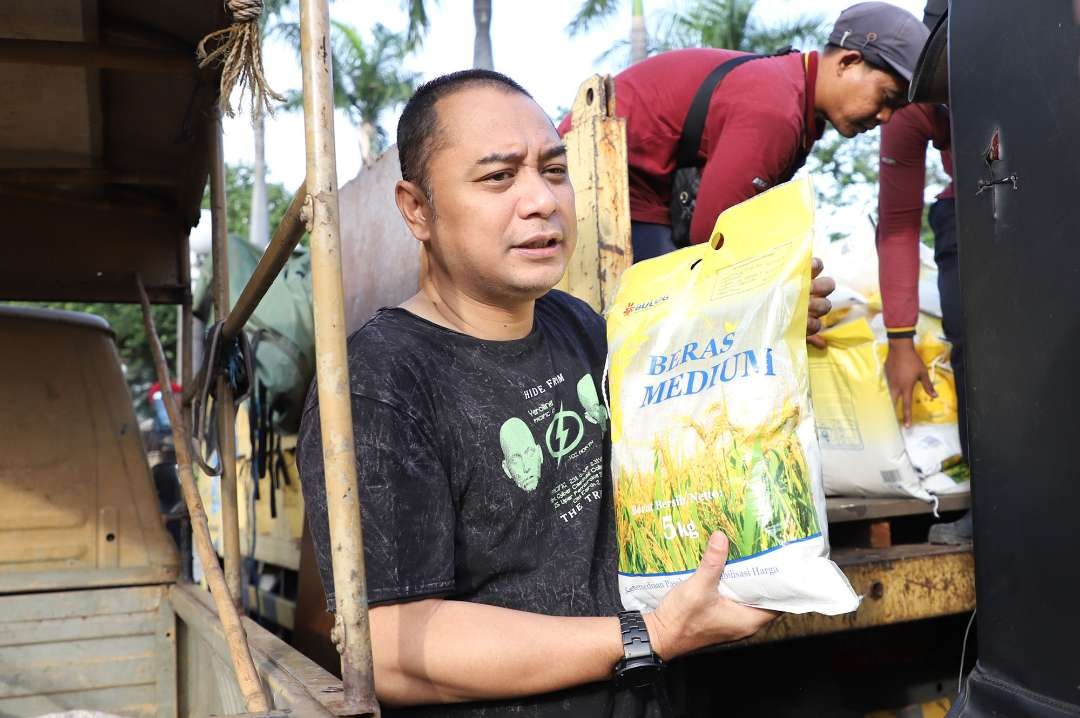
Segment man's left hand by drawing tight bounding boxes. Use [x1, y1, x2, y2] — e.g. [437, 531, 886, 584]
[807, 257, 835, 349]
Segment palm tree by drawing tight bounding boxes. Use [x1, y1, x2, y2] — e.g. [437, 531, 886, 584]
[249, 0, 293, 248]
[402, 0, 494, 70]
[277, 21, 418, 167]
[473, 0, 494, 70]
[653, 0, 824, 55]
[332, 22, 419, 165]
[568, 0, 649, 65]
[402, 0, 431, 50]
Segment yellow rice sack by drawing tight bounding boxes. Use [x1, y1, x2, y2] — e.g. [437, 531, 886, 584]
[887, 315, 967, 492]
[607, 178, 858, 615]
[811, 317, 929, 500]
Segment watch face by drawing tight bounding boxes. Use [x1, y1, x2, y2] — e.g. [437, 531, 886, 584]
[615, 658, 664, 690]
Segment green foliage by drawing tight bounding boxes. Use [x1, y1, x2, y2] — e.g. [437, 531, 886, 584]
[202, 163, 293, 243]
[920, 203, 935, 248]
[275, 20, 418, 157]
[653, 0, 825, 54]
[402, 0, 433, 49]
[808, 128, 880, 210]
[594, 0, 824, 69]
[330, 22, 419, 142]
[568, 0, 623, 36]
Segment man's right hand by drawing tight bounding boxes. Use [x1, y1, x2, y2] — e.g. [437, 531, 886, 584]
[644, 532, 777, 659]
[885, 337, 937, 427]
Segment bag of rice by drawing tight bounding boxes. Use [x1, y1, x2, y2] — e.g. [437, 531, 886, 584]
[606, 177, 859, 616]
[895, 316, 964, 479]
[810, 317, 929, 500]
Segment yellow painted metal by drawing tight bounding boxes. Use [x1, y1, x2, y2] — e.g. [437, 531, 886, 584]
[557, 74, 633, 313]
[751, 545, 975, 644]
[198, 405, 305, 572]
[0, 308, 177, 590]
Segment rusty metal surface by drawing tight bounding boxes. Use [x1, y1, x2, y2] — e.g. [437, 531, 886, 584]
[748, 545, 975, 644]
[557, 75, 633, 312]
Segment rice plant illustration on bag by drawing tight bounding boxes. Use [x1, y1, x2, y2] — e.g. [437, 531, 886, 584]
[607, 177, 859, 616]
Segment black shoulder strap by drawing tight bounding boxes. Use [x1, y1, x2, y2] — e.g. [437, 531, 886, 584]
[675, 48, 796, 169]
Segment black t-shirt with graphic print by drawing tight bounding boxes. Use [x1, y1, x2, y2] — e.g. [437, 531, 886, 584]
[298, 290, 656, 718]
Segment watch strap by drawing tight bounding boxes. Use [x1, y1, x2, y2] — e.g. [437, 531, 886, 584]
[618, 610, 653, 661]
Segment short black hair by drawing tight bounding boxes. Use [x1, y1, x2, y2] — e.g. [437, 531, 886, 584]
[397, 69, 533, 196]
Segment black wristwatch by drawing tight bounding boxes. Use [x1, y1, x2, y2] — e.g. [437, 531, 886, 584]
[613, 610, 664, 689]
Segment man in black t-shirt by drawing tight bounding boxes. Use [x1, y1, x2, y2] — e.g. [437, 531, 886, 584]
[298, 70, 825, 716]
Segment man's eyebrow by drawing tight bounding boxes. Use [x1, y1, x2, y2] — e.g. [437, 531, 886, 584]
[474, 144, 567, 166]
[476, 150, 525, 166]
[539, 144, 568, 162]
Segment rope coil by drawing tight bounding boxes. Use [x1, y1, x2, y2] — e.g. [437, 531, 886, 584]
[197, 0, 286, 118]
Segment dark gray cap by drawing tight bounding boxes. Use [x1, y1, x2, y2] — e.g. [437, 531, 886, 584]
[828, 2, 930, 82]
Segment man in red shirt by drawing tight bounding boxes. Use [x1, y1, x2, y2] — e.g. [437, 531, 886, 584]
[877, 0, 970, 544]
[558, 2, 928, 260]
[876, 102, 958, 433]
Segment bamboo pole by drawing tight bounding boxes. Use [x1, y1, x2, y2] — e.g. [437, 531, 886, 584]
[135, 276, 270, 713]
[0, 38, 192, 72]
[299, 0, 378, 713]
[220, 182, 307, 341]
[209, 110, 244, 609]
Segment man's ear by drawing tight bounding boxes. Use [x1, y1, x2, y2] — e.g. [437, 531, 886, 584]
[836, 49, 865, 75]
[395, 179, 433, 241]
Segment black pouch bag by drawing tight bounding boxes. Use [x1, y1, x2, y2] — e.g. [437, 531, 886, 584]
[669, 50, 792, 248]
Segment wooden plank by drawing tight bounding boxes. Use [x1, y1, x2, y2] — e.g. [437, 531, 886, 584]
[747, 544, 974, 644]
[558, 74, 633, 313]
[0, 565, 176, 594]
[156, 597, 179, 718]
[0, 610, 158, 647]
[0, 167, 180, 186]
[170, 584, 338, 716]
[0, 38, 192, 72]
[0, 635, 156, 697]
[0, 584, 163, 622]
[826, 493, 970, 523]
[0, 683, 157, 717]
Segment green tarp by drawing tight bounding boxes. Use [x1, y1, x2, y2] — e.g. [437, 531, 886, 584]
[194, 235, 313, 433]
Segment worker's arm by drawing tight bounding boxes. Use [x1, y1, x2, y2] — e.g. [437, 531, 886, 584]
[877, 105, 937, 425]
[371, 532, 774, 706]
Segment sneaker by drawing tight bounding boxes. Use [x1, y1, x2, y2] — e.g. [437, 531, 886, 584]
[929, 511, 973, 545]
